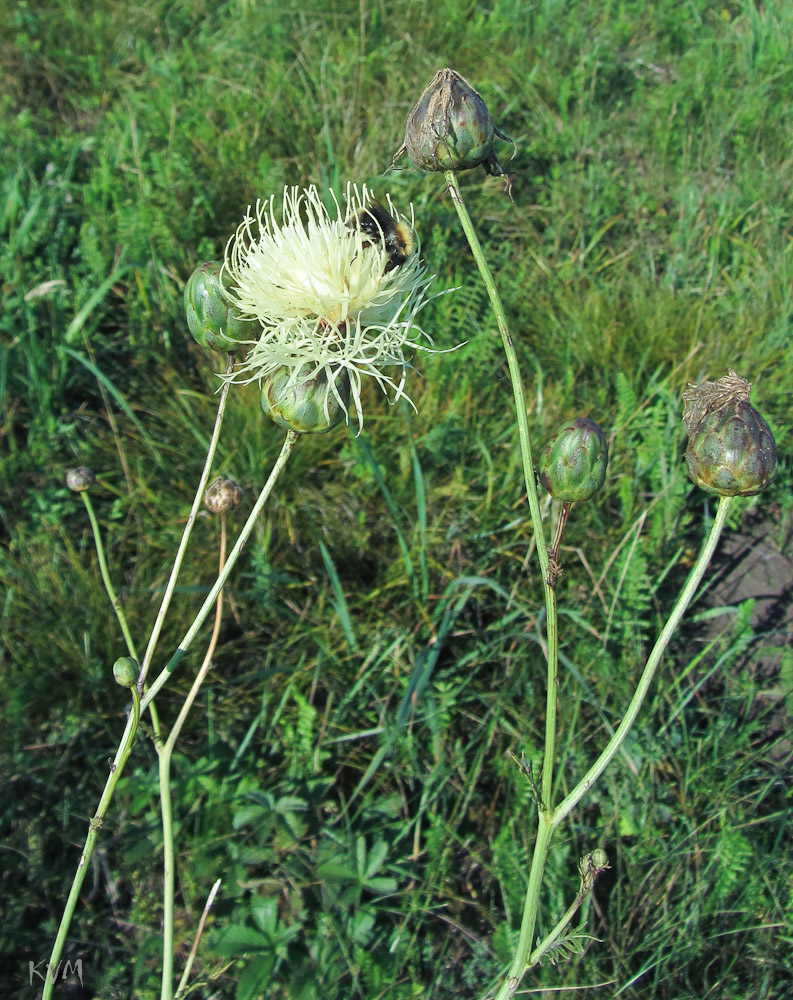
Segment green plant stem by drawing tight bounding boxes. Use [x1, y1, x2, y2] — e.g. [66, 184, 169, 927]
[443, 172, 550, 584]
[41, 686, 140, 1000]
[499, 813, 554, 999]
[541, 503, 570, 809]
[547, 501, 572, 572]
[445, 171, 566, 995]
[541, 587, 559, 811]
[159, 749, 176, 1000]
[141, 429, 299, 714]
[136, 353, 235, 694]
[45, 366, 241, 999]
[43, 431, 295, 1000]
[444, 171, 558, 793]
[489, 494, 734, 1000]
[160, 513, 227, 1000]
[552, 494, 733, 828]
[81, 491, 138, 660]
[81, 491, 164, 746]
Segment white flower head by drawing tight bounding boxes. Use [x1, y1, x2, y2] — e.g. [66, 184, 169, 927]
[222, 183, 436, 431]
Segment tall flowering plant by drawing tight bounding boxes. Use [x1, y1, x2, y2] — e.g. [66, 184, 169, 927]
[46, 183, 442, 1000]
[392, 66, 778, 1000]
[47, 69, 780, 1000]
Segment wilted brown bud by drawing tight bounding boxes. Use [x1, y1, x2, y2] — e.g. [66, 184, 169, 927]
[66, 467, 96, 492]
[204, 476, 243, 514]
[683, 371, 777, 497]
[393, 68, 513, 175]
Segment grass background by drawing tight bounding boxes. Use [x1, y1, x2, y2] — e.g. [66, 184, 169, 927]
[2, 0, 792, 997]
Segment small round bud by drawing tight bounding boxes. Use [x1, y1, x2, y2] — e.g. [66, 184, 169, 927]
[184, 261, 252, 352]
[590, 848, 609, 870]
[261, 364, 351, 434]
[393, 68, 513, 175]
[684, 373, 776, 497]
[113, 656, 139, 688]
[66, 467, 96, 492]
[204, 476, 243, 514]
[539, 418, 609, 503]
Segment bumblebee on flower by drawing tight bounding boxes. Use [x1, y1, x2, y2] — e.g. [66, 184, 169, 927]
[185, 184, 436, 434]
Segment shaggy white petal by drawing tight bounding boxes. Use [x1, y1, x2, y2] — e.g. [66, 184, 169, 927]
[222, 184, 435, 429]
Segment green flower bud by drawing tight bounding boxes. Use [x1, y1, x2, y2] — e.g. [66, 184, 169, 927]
[66, 467, 96, 492]
[204, 476, 243, 514]
[113, 656, 139, 688]
[590, 848, 609, 870]
[184, 261, 252, 352]
[683, 373, 776, 497]
[261, 364, 351, 434]
[540, 418, 609, 503]
[393, 68, 513, 175]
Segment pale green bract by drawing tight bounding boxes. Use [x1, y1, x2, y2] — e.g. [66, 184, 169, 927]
[221, 183, 437, 430]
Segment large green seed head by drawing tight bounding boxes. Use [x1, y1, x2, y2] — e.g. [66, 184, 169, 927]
[261, 365, 351, 434]
[539, 418, 609, 503]
[685, 399, 777, 497]
[184, 261, 251, 352]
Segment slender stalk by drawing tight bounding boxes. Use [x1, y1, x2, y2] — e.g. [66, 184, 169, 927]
[174, 879, 222, 1000]
[445, 173, 565, 978]
[444, 170, 560, 798]
[443, 171, 549, 584]
[163, 513, 227, 759]
[140, 430, 299, 714]
[552, 494, 733, 828]
[528, 884, 587, 969]
[41, 687, 140, 1000]
[44, 366, 238, 999]
[160, 513, 228, 1000]
[540, 587, 559, 812]
[159, 747, 176, 1000]
[540, 502, 571, 809]
[488, 494, 734, 1000]
[493, 814, 554, 1000]
[137, 353, 235, 694]
[43, 432, 295, 1000]
[547, 501, 572, 575]
[81, 492, 138, 660]
[81, 491, 164, 746]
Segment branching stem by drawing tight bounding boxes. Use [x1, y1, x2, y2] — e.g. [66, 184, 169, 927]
[137, 353, 235, 694]
[160, 513, 228, 1000]
[41, 687, 140, 1000]
[141, 429, 300, 713]
[489, 494, 733, 1000]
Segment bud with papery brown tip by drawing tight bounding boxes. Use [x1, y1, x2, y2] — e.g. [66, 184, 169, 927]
[204, 476, 243, 514]
[66, 467, 96, 492]
[683, 372, 776, 497]
[393, 68, 513, 176]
